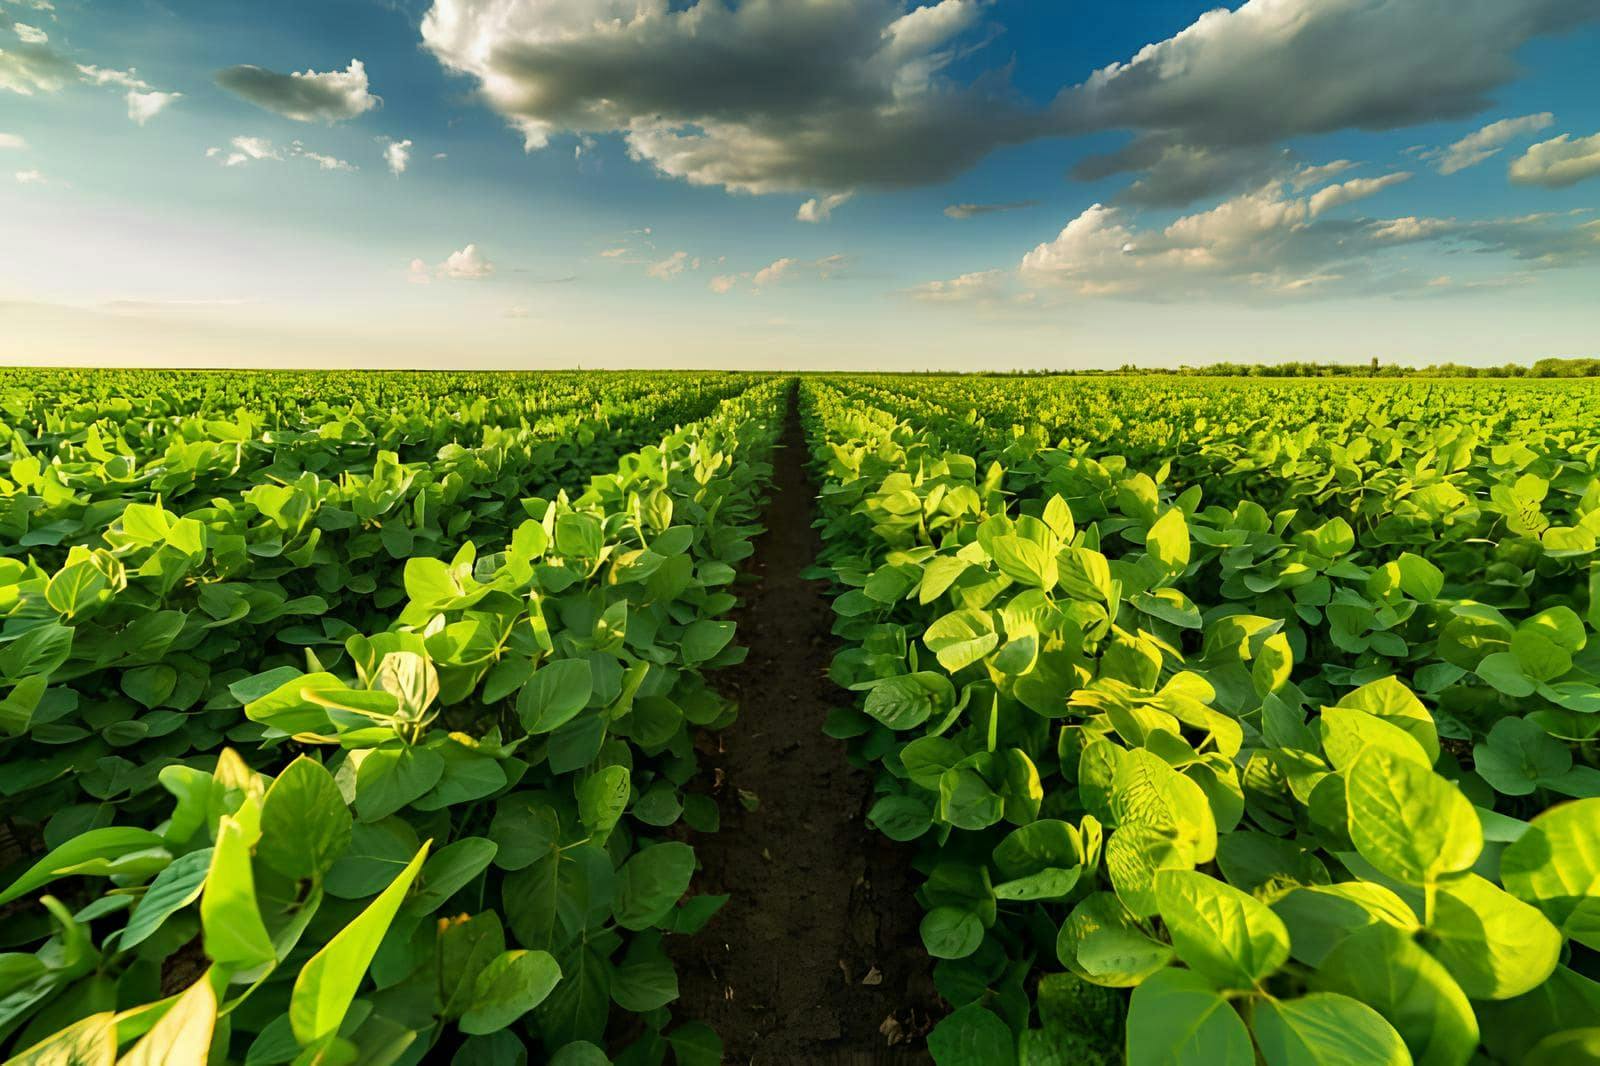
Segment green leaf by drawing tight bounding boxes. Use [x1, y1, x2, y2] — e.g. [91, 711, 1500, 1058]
[1473, 718, 1571, 797]
[609, 936, 679, 1012]
[680, 620, 735, 665]
[1427, 873, 1561, 999]
[1345, 748, 1480, 885]
[579, 766, 630, 842]
[927, 1003, 1014, 1066]
[259, 757, 352, 881]
[291, 841, 430, 1046]
[666, 1022, 722, 1066]
[121, 848, 213, 950]
[1501, 797, 1600, 949]
[1313, 922, 1477, 1066]
[353, 746, 446, 822]
[861, 672, 953, 731]
[867, 795, 933, 842]
[119, 976, 217, 1066]
[1152, 869, 1289, 989]
[614, 842, 695, 931]
[459, 950, 562, 1035]
[201, 815, 277, 970]
[920, 906, 984, 960]
[517, 660, 593, 734]
[0, 826, 166, 905]
[923, 610, 1000, 673]
[993, 535, 1057, 589]
[1126, 968, 1252, 1066]
[1250, 994, 1409, 1066]
[1146, 508, 1191, 582]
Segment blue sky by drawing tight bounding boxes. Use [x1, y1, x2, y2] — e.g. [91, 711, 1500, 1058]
[2, 0, 1598, 369]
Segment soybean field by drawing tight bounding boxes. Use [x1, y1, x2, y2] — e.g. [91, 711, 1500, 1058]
[1, 371, 1598, 1066]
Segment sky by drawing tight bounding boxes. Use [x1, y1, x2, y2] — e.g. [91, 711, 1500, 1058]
[2, 0, 1598, 371]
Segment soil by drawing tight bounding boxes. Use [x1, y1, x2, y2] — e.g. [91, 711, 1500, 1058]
[671, 384, 940, 1065]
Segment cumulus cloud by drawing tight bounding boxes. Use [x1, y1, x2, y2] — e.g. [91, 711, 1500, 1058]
[0, 131, 24, 149]
[421, 0, 1054, 196]
[412, 244, 494, 282]
[215, 59, 379, 123]
[1307, 172, 1412, 217]
[1433, 113, 1555, 174]
[12, 23, 45, 44]
[906, 269, 1008, 302]
[646, 251, 695, 280]
[1289, 160, 1358, 191]
[206, 135, 355, 171]
[979, 181, 1600, 303]
[1057, 0, 1599, 199]
[945, 200, 1038, 219]
[0, 43, 74, 94]
[709, 254, 849, 293]
[797, 191, 854, 223]
[15, 167, 44, 183]
[77, 64, 151, 90]
[127, 90, 180, 126]
[384, 137, 412, 175]
[1509, 132, 1600, 188]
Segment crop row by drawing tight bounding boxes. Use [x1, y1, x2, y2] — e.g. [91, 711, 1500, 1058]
[0, 378, 786, 1063]
[803, 377, 1600, 1065]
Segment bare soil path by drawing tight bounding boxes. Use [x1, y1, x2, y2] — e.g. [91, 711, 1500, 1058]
[671, 383, 938, 1065]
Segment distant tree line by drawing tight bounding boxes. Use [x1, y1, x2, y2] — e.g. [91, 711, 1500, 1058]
[972, 357, 1600, 378]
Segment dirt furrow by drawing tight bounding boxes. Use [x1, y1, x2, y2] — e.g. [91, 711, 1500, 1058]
[671, 382, 938, 1065]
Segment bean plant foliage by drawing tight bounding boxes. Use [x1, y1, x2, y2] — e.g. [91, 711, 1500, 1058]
[0, 372, 783, 1065]
[804, 377, 1600, 1066]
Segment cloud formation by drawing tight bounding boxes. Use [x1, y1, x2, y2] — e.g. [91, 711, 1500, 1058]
[127, 90, 180, 126]
[1057, 0, 1598, 199]
[12, 22, 45, 44]
[945, 200, 1038, 219]
[412, 244, 495, 282]
[384, 137, 412, 175]
[1509, 132, 1600, 188]
[1434, 113, 1555, 174]
[646, 251, 696, 280]
[797, 191, 853, 223]
[0, 42, 73, 94]
[205, 136, 355, 171]
[918, 178, 1600, 304]
[421, 0, 1051, 195]
[710, 254, 849, 293]
[0, 131, 24, 149]
[215, 59, 379, 123]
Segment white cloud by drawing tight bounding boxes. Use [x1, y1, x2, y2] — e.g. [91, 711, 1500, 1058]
[1059, 0, 1598, 200]
[15, 167, 44, 183]
[12, 23, 46, 44]
[796, 191, 853, 224]
[421, 0, 1053, 196]
[907, 270, 1008, 303]
[1436, 113, 1555, 174]
[1, 44, 75, 94]
[997, 182, 1600, 303]
[206, 136, 354, 171]
[0, 132, 25, 149]
[1289, 160, 1357, 191]
[384, 138, 412, 175]
[752, 257, 797, 288]
[215, 59, 379, 123]
[646, 251, 694, 281]
[599, 248, 628, 259]
[127, 90, 180, 126]
[708, 275, 740, 295]
[77, 65, 151, 91]
[705, 254, 849, 293]
[1509, 132, 1600, 189]
[437, 244, 494, 279]
[1307, 172, 1411, 217]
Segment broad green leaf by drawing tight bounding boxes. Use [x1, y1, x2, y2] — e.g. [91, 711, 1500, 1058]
[516, 660, 593, 734]
[1250, 993, 1409, 1066]
[0, 826, 166, 906]
[927, 1003, 1014, 1066]
[1428, 873, 1561, 999]
[353, 746, 446, 822]
[201, 815, 276, 970]
[1314, 922, 1476, 1066]
[459, 950, 562, 1035]
[1126, 968, 1252, 1066]
[1346, 748, 1480, 885]
[121, 848, 212, 950]
[291, 841, 430, 1046]
[1500, 797, 1600, 949]
[1153, 869, 1289, 989]
[259, 757, 352, 881]
[920, 906, 984, 960]
[119, 976, 217, 1066]
[614, 842, 695, 931]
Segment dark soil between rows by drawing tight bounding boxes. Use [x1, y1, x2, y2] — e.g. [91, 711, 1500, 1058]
[670, 384, 939, 1065]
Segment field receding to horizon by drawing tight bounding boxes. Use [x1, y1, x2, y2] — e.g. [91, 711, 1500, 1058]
[1, 369, 1598, 1066]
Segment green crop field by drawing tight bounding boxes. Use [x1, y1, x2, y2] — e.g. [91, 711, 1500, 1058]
[1, 370, 1597, 1066]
